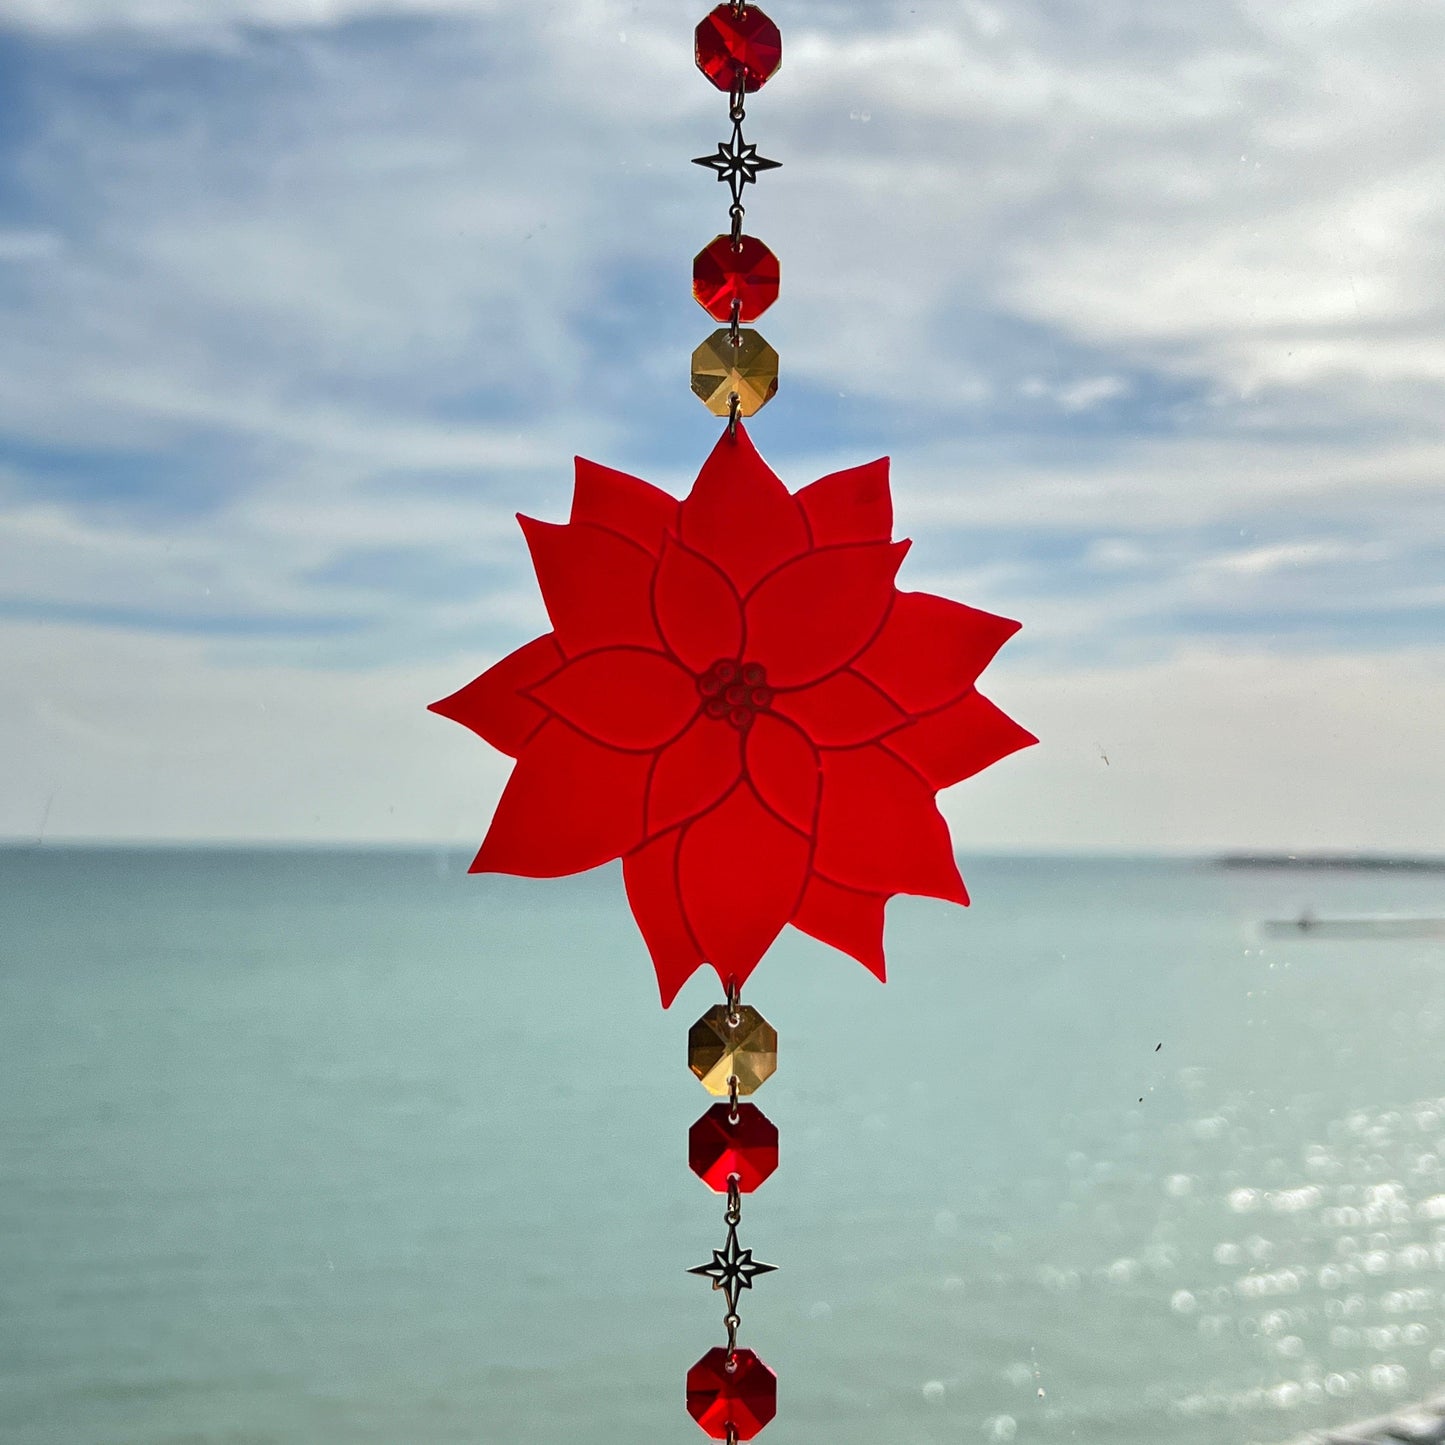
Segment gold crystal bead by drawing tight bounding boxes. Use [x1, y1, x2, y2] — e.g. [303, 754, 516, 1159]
[688, 1003, 778, 1096]
[691, 327, 779, 417]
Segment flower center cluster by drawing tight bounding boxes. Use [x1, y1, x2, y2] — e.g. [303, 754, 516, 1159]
[697, 659, 773, 731]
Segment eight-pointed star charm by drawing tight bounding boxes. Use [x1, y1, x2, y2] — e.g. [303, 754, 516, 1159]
[689, 1230, 777, 1313]
[430, 422, 1036, 1006]
[692, 134, 781, 195]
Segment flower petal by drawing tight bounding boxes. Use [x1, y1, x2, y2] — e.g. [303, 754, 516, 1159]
[428, 633, 562, 757]
[814, 744, 968, 904]
[624, 829, 706, 1008]
[647, 714, 743, 835]
[528, 646, 699, 751]
[771, 669, 906, 746]
[745, 541, 910, 687]
[796, 458, 892, 546]
[519, 516, 661, 656]
[791, 875, 887, 982]
[854, 591, 1021, 713]
[653, 534, 744, 675]
[745, 712, 821, 834]
[678, 783, 811, 989]
[885, 688, 1038, 789]
[570, 457, 679, 556]
[472, 719, 650, 877]
[679, 421, 810, 593]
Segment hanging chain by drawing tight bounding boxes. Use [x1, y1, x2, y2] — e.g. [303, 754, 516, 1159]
[726, 69, 747, 436]
[690, 4, 781, 428]
[728, 70, 750, 245]
[680, 12, 784, 1435]
[686, 974, 779, 1428]
[720, 1170, 746, 1361]
[693, 63, 776, 240]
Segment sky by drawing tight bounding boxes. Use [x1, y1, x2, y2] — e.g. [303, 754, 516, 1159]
[0, 0, 1442, 852]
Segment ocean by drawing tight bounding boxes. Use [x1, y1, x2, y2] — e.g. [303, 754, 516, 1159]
[3, 847, 1445, 1445]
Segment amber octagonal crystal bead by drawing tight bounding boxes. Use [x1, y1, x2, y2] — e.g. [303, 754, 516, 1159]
[695, 5, 782, 94]
[687, 1347, 778, 1439]
[691, 328, 778, 417]
[694, 234, 780, 323]
[689, 1102, 778, 1192]
[689, 1003, 778, 1096]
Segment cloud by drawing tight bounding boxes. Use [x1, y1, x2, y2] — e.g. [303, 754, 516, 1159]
[0, 619, 498, 844]
[766, 0, 1445, 432]
[5, 619, 1443, 855]
[0, 227, 64, 261]
[976, 642, 1445, 855]
[0, 0, 498, 35]
[0, 0, 1440, 844]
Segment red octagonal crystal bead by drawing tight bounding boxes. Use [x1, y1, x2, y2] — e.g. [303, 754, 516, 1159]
[695, 4, 782, 93]
[687, 1347, 778, 1440]
[694, 234, 780, 323]
[689, 1102, 778, 1192]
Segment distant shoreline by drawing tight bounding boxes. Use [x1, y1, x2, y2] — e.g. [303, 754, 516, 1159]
[1218, 854, 1445, 873]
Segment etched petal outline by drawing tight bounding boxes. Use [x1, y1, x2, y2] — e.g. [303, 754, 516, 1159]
[883, 687, 1038, 790]
[676, 781, 812, 992]
[624, 828, 707, 1008]
[519, 515, 662, 656]
[472, 719, 652, 878]
[743, 540, 910, 688]
[813, 742, 968, 905]
[646, 713, 744, 837]
[570, 457, 679, 556]
[795, 457, 893, 547]
[854, 590, 1021, 714]
[679, 421, 810, 594]
[652, 533, 745, 675]
[791, 874, 888, 982]
[745, 711, 821, 836]
[428, 633, 562, 757]
[770, 668, 906, 747]
[527, 646, 701, 752]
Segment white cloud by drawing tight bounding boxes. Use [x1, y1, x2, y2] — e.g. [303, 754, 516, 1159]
[0, 0, 498, 33]
[891, 435, 1445, 535]
[6, 0, 1444, 464]
[0, 0, 1441, 845]
[0, 620, 499, 844]
[0, 228, 64, 262]
[5, 620, 1442, 854]
[0, 422, 1436, 693]
[952, 644, 1445, 855]
[1196, 539, 1385, 578]
[6, 0, 1443, 445]
[766, 0, 1445, 422]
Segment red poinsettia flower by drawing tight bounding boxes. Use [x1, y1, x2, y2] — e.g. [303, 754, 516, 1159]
[431, 424, 1035, 1006]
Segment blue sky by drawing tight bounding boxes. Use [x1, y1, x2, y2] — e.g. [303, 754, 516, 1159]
[1, 0, 1442, 851]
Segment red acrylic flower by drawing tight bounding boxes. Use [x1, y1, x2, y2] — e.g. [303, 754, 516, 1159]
[430, 424, 1035, 1006]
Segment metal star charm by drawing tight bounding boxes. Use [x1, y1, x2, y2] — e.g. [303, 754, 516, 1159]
[692, 135, 782, 194]
[689, 1227, 777, 1312]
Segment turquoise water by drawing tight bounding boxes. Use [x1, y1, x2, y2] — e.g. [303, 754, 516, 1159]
[4, 849, 1445, 1445]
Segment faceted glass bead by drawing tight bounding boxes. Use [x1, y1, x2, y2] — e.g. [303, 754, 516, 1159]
[691, 328, 778, 417]
[689, 1003, 778, 1096]
[689, 1102, 778, 1192]
[694, 234, 780, 323]
[695, 5, 783, 94]
[687, 1347, 778, 1440]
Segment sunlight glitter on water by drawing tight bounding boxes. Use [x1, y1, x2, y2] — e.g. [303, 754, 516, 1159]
[5, 850, 1445, 1445]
